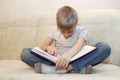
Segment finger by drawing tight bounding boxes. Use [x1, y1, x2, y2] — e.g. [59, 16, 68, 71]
[49, 50, 52, 55]
[55, 59, 60, 70]
[47, 49, 50, 54]
[54, 49, 57, 57]
[58, 58, 67, 70]
[51, 49, 54, 55]
[58, 59, 64, 69]
[47, 48, 51, 54]
[48, 49, 53, 55]
[55, 58, 62, 70]
[61, 59, 68, 69]
[51, 48, 56, 56]
[52, 51, 57, 56]
[64, 60, 69, 69]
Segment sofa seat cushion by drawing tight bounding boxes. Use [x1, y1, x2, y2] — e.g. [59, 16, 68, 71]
[0, 60, 120, 80]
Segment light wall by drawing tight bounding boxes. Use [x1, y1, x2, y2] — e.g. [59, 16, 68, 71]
[0, 0, 120, 15]
[0, 0, 120, 27]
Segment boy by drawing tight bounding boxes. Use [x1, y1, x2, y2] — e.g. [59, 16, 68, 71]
[21, 6, 111, 74]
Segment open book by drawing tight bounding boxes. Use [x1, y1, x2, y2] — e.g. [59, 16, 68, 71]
[31, 45, 96, 63]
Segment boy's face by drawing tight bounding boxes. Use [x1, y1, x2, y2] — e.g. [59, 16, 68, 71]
[60, 26, 76, 39]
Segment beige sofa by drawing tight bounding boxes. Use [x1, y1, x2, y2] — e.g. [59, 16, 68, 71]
[0, 10, 120, 80]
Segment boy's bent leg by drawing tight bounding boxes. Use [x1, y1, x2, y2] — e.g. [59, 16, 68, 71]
[71, 42, 111, 73]
[89, 42, 111, 66]
[21, 48, 67, 74]
[21, 48, 53, 67]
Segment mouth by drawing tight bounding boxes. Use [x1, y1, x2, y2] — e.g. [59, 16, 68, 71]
[64, 35, 72, 39]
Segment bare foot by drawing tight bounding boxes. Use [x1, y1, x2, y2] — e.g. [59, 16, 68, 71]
[85, 65, 92, 74]
[66, 64, 74, 72]
[34, 63, 42, 73]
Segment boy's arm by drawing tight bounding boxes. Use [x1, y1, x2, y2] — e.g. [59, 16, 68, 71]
[40, 37, 57, 56]
[63, 36, 85, 58]
[55, 36, 85, 70]
[40, 37, 53, 51]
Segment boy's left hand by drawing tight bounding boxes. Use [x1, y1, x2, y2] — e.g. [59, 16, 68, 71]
[55, 54, 71, 70]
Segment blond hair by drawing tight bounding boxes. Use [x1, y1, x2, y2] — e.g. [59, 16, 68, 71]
[56, 6, 78, 30]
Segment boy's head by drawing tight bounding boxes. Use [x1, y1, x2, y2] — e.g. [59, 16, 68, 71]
[56, 6, 78, 38]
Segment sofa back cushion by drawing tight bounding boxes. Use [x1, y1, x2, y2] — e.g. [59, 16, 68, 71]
[0, 10, 120, 66]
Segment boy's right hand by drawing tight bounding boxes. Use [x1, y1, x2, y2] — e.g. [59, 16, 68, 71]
[47, 46, 57, 57]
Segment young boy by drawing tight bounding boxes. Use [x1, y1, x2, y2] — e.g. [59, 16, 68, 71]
[21, 6, 111, 74]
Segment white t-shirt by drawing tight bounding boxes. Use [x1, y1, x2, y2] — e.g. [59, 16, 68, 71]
[49, 26, 87, 55]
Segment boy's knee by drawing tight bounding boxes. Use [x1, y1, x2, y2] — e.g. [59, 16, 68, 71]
[96, 42, 111, 57]
[96, 42, 111, 50]
[21, 48, 31, 62]
[99, 42, 111, 53]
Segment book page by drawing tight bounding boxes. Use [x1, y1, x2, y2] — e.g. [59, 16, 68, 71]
[31, 47, 57, 63]
[31, 45, 96, 63]
[70, 45, 96, 62]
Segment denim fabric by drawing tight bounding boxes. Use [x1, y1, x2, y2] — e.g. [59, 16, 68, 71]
[71, 42, 111, 72]
[21, 42, 111, 73]
[21, 48, 54, 67]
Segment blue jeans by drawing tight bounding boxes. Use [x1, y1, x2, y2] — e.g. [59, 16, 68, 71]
[21, 42, 111, 73]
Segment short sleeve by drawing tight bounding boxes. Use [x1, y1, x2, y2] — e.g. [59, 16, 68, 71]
[48, 28, 58, 39]
[77, 27, 87, 42]
[48, 29, 55, 39]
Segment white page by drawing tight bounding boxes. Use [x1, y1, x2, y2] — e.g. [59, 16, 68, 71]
[31, 45, 96, 63]
[70, 45, 96, 62]
[31, 47, 57, 62]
